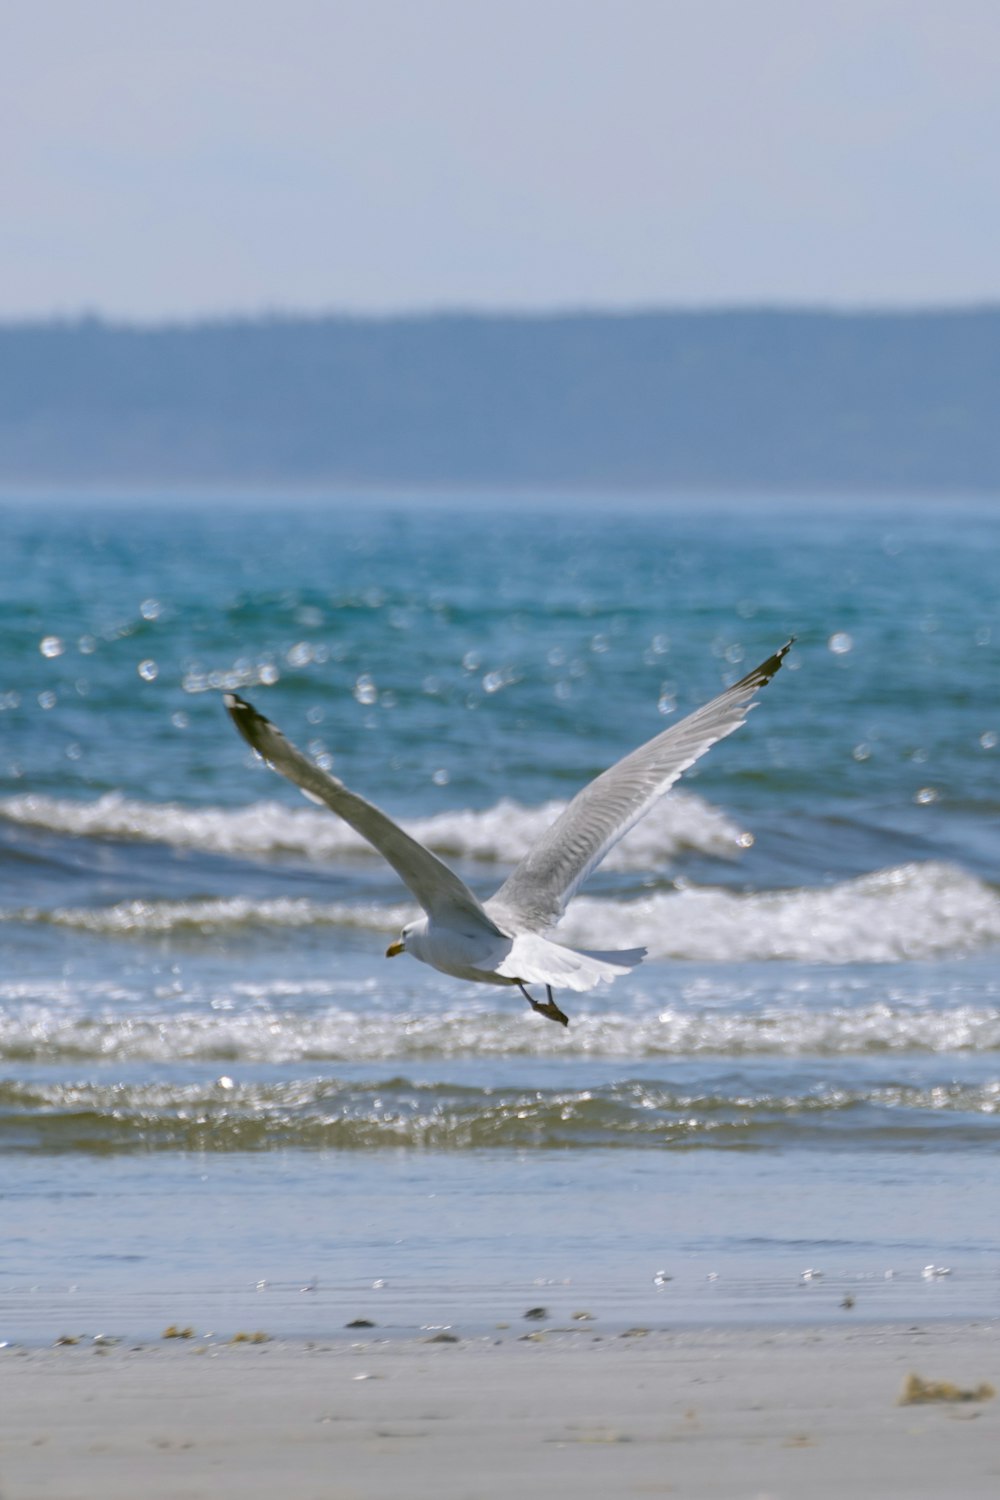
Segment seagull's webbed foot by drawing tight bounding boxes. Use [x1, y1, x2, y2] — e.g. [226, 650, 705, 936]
[516, 981, 569, 1028]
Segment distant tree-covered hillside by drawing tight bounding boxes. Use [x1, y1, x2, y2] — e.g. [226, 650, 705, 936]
[0, 309, 998, 490]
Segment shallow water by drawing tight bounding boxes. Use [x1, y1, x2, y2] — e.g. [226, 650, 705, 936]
[1, 492, 998, 1337]
[2, 1148, 996, 1345]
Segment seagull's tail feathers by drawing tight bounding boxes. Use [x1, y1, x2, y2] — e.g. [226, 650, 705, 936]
[495, 933, 647, 993]
[576, 944, 648, 972]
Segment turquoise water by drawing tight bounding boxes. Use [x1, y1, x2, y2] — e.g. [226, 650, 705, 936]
[1, 492, 998, 1337]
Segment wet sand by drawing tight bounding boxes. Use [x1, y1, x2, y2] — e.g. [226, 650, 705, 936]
[1, 1320, 998, 1499]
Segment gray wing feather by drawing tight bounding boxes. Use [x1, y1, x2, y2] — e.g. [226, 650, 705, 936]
[225, 694, 502, 933]
[486, 641, 793, 933]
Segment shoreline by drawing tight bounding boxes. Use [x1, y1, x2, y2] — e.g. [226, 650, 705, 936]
[3, 1320, 998, 1499]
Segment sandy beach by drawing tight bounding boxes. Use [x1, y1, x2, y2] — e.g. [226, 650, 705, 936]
[2, 1320, 997, 1500]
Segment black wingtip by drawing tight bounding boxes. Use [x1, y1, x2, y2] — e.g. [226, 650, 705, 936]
[737, 637, 795, 693]
[223, 691, 257, 725]
[224, 691, 272, 754]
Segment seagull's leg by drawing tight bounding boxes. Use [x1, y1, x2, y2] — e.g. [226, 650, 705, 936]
[516, 980, 569, 1028]
[515, 980, 545, 1016]
[543, 985, 570, 1027]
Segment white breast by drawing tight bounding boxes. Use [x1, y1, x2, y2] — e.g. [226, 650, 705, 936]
[406, 918, 517, 985]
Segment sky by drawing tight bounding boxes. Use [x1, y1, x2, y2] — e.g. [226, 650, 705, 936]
[3, 0, 1000, 321]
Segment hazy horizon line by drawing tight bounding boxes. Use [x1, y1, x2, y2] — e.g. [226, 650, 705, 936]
[4, 299, 1000, 332]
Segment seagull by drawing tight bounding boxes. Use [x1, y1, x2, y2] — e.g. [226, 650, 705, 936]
[225, 639, 792, 1026]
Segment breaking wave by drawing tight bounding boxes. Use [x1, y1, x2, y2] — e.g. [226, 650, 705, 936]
[8, 861, 1000, 963]
[560, 862, 1000, 964]
[1, 976, 999, 1063]
[0, 789, 745, 869]
[2, 1073, 997, 1153]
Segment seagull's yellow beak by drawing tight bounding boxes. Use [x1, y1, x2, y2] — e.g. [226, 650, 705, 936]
[385, 940, 404, 957]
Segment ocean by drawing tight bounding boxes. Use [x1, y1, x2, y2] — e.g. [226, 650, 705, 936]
[1, 491, 998, 1342]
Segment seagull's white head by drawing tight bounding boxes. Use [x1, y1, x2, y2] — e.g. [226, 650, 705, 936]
[385, 921, 416, 958]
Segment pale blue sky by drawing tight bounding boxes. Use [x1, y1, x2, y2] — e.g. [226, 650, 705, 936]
[4, 0, 1000, 319]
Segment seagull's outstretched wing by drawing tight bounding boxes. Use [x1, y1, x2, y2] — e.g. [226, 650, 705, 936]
[224, 694, 503, 934]
[486, 640, 793, 934]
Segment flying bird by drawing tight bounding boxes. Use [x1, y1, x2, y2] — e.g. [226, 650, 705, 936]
[225, 639, 792, 1026]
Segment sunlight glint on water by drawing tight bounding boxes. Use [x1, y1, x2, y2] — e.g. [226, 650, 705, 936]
[1, 495, 998, 1333]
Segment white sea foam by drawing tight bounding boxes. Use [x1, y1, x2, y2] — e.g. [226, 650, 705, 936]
[14, 896, 415, 935]
[0, 980, 998, 1061]
[8, 860, 1000, 963]
[0, 789, 744, 868]
[559, 861, 1000, 963]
